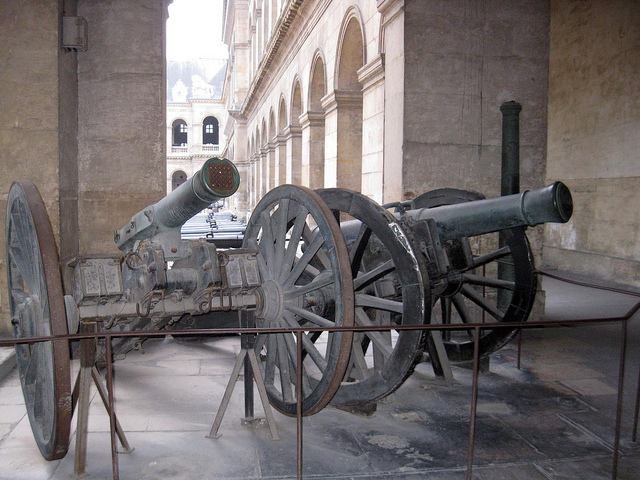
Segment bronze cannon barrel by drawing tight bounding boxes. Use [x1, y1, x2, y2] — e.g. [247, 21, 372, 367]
[115, 157, 240, 251]
[404, 181, 573, 240]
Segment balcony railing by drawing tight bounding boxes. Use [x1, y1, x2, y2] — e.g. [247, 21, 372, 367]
[170, 145, 220, 154]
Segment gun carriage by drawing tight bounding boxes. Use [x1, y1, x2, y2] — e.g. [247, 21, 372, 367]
[5, 156, 573, 461]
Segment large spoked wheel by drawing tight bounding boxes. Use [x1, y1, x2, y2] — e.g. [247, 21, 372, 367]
[316, 189, 429, 406]
[412, 188, 536, 362]
[5, 182, 71, 460]
[244, 185, 354, 416]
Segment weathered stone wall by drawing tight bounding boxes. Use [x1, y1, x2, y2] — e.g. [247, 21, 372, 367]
[402, 1, 550, 200]
[544, 0, 640, 286]
[77, 0, 166, 255]
[0, 0, 64, 333]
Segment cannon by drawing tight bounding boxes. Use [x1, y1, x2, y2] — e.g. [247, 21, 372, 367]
[5, 156, 573, 461]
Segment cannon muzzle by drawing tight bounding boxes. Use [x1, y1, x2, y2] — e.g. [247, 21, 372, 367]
[406, 181, 573, 240]
[115, 157, 240, 251]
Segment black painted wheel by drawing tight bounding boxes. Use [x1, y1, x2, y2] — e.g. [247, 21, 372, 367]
[5, 182, 71, 460]
[244, 185, 354, 416]
[412, 188, 536, 362]
[316, 189, 430, 405]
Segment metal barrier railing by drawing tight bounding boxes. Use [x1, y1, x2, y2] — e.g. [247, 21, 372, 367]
[0, 275, 639, 480]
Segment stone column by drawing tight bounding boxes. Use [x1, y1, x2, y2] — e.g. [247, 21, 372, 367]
[193, 122, 203, 150]
[284, 125, 302, 184]
[251, 154, 258, 208]
[321, 89, 363, 192]
[266, 140, 277, 189]
[259, 147, 268, 197]
[299, 111, 325, 189]
[358, 55, 385, 204]
[378, 0, 404, 203]
[275, 134, 287, 185]
[233, 120, 250, 217]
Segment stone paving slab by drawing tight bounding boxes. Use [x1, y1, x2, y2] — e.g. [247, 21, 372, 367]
[0, 347, 15, 383]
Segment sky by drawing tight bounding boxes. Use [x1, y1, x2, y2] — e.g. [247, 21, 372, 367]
[166, 0, 229, 61]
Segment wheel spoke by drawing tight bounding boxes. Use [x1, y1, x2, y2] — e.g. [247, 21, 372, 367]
[463, 273, 516, 291]
[276, 334, 294, 402]
[349, 222, 371, 275]
[302, 224, 331, 270]
[283, 235, 325, 288]
[284, 271, 334, 298]
[355, 294, 403, 314]
[264, 334, 277, 386]
[285, 305, 334, 328]
[460, 285, 504, 321]
[451, 294, 472, 324]
[272, 199, 289, 271]
[258, 210, 276, 268]
[355, 308, 393, 358]
[372, 312, 391, 371]
[279, 206, 307, 281]
[348, 335, 368, 380]
[283, 313, 328, 371]
[281, 331, 312, 393]
[353, 260, 395, 291]
[471, 246, 510, 269]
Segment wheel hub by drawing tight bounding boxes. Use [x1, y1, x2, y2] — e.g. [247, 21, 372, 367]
[257, 279, 284, 324]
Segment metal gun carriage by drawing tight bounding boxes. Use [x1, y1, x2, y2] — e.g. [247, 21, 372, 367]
[5, 156, 573, 461]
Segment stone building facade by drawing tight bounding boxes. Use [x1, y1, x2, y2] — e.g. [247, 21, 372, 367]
[166, 99, 228, 192]
[0, 0, 637, 333]
[222, 0, 639, 287]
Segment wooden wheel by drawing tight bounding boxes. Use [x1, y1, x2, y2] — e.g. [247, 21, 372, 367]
[316, 188, 429, 405]
[244, 185, 354, 416]
[412, 188, 536, 362]
[5, 182, 71, 460]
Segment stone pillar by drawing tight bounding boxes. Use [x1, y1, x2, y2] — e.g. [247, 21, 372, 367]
[378, 0, 404, 203]
[358, 55, 385, 204]
[299, 111, 325, 189]
[284, 126, 302, 184]
[321, 90, 363, 192]
[77, 0, 166, 255]
[266, 141, 277, 189]
[275, 134, 287, 185]
[259, 148, 268, 197]
[193, 122, 203, 150]
[233, 120, 250, 217]
[251, 155, 258, 207]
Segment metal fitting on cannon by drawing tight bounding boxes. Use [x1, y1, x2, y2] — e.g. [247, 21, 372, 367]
[114, 157, 240, 252]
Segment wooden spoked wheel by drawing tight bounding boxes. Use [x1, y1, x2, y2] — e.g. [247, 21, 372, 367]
[5, 182, 71, 460]
[316, 188, 429, 405]
[244, 185, 354, 416]
[411, 188, 536, 362]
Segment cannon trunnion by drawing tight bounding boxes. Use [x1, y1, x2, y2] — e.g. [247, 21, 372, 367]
[5, 156, 573, 461]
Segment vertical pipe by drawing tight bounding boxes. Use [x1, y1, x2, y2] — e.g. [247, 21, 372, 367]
[465, 327, 481, 480]
[500, 101, 521, 197]
[498, 101, 522, 314]
[296, 331, 304, 479]
[612, 319, 628, 479]
[105, 335, 120, 480]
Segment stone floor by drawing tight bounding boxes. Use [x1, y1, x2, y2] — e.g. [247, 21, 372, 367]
[0, 275, 639, 479]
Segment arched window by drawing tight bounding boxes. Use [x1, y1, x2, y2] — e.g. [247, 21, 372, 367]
[172, 119, 188, 146]
[203, 116, 219, 145]
[171, 170, 188, 190]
